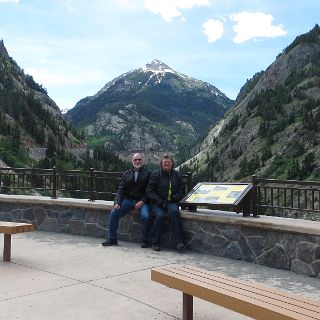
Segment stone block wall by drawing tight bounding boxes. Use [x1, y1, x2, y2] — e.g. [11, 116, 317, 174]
[0, 202, 176, 247]
[183, 220, 320, 277]
[0, 198, 319, 277]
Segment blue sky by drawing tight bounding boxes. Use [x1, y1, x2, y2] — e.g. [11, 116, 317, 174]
[0, 0, 319, 111]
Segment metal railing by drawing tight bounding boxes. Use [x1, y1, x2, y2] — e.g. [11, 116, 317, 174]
[252, 175, 320, 219]
[0, 167, 193, 202]
[2, 167, 319, 218]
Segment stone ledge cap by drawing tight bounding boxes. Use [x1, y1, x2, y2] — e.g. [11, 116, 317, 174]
[0, 194, 319, 236]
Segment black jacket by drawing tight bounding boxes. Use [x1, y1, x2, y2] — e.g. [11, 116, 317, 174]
[114, 166, 150, 205]
[147, 168, 185, 206]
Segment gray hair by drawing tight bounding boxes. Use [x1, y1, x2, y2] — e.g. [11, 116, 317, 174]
[132, 153, 144, 159]
[160, 153, 175, 167]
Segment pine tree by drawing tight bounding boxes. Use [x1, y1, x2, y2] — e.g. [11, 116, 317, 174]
[299, 152, 315, 179]
[287, 159, 300, 179]
[46, 135, 56, 158]
[11, 124, 21, 152]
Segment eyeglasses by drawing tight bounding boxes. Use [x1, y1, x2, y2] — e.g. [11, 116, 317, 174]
[133, 159, 142, 161]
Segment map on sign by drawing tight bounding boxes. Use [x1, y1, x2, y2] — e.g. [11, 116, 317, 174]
[182, 183, 252, 205]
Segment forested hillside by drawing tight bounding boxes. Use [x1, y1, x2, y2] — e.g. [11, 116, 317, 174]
[0, 44, 74, 166]
[0, 40, 128, 172]
[181, 25, 320, 183]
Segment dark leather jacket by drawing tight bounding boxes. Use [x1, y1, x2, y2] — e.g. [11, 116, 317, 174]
[147, 168, 185, 206]
[114, 166, 150, 205]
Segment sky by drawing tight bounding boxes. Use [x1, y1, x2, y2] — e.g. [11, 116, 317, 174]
[0, 0, 319, 111]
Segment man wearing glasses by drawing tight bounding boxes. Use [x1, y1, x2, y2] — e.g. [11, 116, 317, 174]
[102, 153, 151, 248]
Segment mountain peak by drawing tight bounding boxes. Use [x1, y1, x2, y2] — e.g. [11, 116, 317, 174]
[143, 59, 173, 73]
[0, 39, 9, 59]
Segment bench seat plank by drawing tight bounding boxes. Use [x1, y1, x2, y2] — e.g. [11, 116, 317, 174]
[151, 265, 320, 320]
[0, 222, 35, 234]
[175, 265, 320, 313]
[0, 221, 35, 262]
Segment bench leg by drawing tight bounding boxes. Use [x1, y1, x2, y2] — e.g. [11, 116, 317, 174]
[183, 292, 193, 320]
[3, 234, 11, 262]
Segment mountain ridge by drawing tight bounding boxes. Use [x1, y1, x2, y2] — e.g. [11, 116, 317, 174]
[181, 25, 320, 182]
[66, 59, 233, 162]
[0, 40, 83, 167]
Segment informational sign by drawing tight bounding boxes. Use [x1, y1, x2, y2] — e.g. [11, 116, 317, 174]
[181, 182, 252, 206]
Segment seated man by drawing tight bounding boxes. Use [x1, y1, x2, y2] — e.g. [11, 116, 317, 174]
[147, 154, 185, 251]
[102, 153, 151, 248]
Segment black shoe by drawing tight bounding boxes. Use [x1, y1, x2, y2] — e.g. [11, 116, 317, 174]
[152, 244, 161, 251]
[141, 241, 149, 248]
[176, 242, 185, 251]
[102, 239, 118, 247]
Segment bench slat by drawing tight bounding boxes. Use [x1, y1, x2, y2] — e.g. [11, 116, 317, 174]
[0, 222, 35, 234]
[152, 269, 316, 320]
[1, 221, 36, 262]
[166, 266, 320, 318]
[177, 265, 320, 311]
[151, 265, 320, 320]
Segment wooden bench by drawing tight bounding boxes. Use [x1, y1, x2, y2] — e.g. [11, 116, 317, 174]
[151, 264, 320, 320]
[0, 221, 35, 262]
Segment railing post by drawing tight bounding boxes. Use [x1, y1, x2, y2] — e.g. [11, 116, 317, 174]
[186, 171, 197, 212]
[51, 167, 57, 199]
[88, 168, 95, 201]
[187, 171, 192, 192]
[251, 175, 258, 217]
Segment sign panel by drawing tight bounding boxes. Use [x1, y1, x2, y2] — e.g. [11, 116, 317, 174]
[181, 182, 252, 206]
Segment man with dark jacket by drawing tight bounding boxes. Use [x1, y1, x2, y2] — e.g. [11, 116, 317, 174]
[147, 154, 185, 251]
[102, 153, 151, 248]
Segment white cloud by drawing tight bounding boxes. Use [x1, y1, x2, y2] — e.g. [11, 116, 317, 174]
[230, 11, 287, 44]
[145, 0, 209, 22]
[25, 67, 103, 87]
[202, 19, 224, 43]
[0, 0, 19, 2]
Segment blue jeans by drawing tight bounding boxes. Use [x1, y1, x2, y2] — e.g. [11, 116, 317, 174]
[109, 199, 150, 242]
[151, 202, 184, 245]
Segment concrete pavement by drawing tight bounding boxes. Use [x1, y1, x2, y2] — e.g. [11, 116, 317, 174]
[1, 231, 320, 320]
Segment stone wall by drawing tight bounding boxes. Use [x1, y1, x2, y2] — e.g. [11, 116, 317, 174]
[0, 195, 319, 277]
[183, 219, 320, 277]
